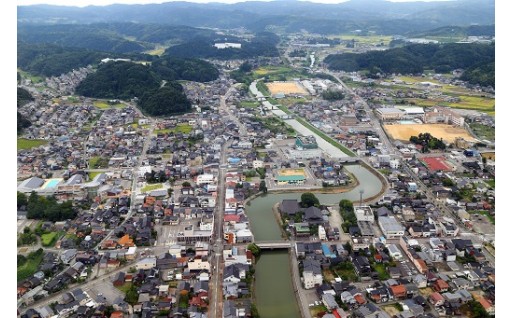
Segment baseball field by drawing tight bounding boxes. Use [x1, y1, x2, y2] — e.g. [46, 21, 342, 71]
[266, 81, 308, 95]
[383, 124, 477, 143]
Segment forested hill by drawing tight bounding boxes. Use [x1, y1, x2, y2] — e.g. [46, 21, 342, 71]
[164, 32, 279, 59]
[151, 57, 219, 83]
[324, 43, 495, 87]
[75, 62, 160, 100]
[17, 23, 217, 53]
[17, 88, 34, 134]
[74, 61, 196, 117]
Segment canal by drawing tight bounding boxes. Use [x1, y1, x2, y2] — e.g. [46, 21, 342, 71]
[246, 164, 383, 317]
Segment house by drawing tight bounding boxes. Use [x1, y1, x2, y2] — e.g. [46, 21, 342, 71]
[280, 199, 301, 217]
[378, 216, 404, 239]
[322, 293, 339, 310]
[390, 284, 407, 300]
[112, 272, 126, 287]
[429, 292, 444, 307]
[433, 279, 450, 293]
[303, 259, 323, 289]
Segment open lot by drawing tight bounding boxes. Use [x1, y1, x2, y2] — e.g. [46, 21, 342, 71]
[17, 138, 48, 150]
[383, 124, 477, 143]
[266, 81, 308, 95]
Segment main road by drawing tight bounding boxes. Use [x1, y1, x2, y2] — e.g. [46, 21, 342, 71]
[210, 84, 237, 318]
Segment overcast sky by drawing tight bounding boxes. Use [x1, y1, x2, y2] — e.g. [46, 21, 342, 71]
[17, 0, 456, 7]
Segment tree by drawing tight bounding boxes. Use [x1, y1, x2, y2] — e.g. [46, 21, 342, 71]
[247, 243, 261, 258]
[339, 199, 353, 212]
[300, 192, 319, 208]
[182, 181, 191, 187]
[17, 192, 28, 209]
[259, 181, 267, 193]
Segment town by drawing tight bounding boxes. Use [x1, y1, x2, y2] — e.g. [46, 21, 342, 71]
[16, 4, 495, 318]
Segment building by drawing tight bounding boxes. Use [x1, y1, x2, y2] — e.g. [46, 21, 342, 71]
[214, 43, 242, 49]
[196, 174, 215, 186]
[376, 108, 404, 121]
[424, 107, 465, 126]
[378, 216, 405, 239]
[302, 259, 322, 289]
[355, 206, 374, 223]
[295, 135, 318, 150]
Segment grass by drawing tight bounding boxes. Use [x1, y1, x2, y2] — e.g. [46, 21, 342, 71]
[372, 263, 390, 280]
[257, 81, 271, 96]
[239, 101, 260, 109]
[89, 156, 109, 169]
[289, 111, 355, 156]
[485, 179, 495, 188]
[41, 232, 61, 247]
[17, 252, 43, 282]
[253, 66, 292, 76]
[115, 282, 133, 294]
[155, 123, 192, 135]
[469, 123, 495, 141]
[89, 171, 102, 180]
[17, 138, 48, 150]
[334, 268, 358, 282]
[93, 100, 125, 109]
[335, 34, 393, 45]
[309, 305, 327, 317]
[141, 183, 164, 193]
[444, 95, 495, 112]
[17, 68, 44, 84]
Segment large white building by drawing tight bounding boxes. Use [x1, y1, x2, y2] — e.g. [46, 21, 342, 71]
[196, 174, 215, 186]
[355, 206, 374, 223]
[214, 43, 242, 49]
[376, 108, 405, 121]
[378, 216, 405, 239]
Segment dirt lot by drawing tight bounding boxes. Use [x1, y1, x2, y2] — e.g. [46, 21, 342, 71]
[383, 124, 477, 143]
[382, 305, 401, 317]
[267, 81, 308, 95]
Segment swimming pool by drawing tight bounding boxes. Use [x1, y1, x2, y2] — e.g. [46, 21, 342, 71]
[399, 120, 417, 124]
[43, 178, 62, 189]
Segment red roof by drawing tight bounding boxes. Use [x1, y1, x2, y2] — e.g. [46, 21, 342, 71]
[478, 297, 492, 309]
[430, 292, 444, 301]
[224, 214, 240, 222]
[390, 284, 407, 296]
[354, 294, 366, 305]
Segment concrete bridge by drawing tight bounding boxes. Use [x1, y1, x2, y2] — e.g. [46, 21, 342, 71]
[254, 241, 293, 250]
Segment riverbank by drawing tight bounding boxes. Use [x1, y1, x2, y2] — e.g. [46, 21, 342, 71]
[272, 202, 289, 240]
[357, 159, 389, 204]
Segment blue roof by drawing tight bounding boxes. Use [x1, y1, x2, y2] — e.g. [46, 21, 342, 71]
[322, 243, 336, 258]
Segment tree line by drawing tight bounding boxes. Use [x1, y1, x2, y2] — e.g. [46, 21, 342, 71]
[324, 43, 495, 87]
[18, 191, 77, 222]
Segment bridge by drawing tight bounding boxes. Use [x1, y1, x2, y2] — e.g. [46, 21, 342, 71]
[254, 241, 293, 250]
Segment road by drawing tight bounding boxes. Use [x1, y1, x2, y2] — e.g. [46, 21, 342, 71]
[327, 70, 495, 265]
[210, 85, 236, 318]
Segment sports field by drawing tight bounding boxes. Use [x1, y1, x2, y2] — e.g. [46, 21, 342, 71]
[266, 81, 308, 95]
[278, 168, 305, 177]
[384, 124, 477, 143]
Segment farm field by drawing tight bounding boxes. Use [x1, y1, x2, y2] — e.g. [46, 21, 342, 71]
[17, 138, 48, 150]
[384, 124, 477, 143]
[266, 81, 308, 95]
[93, 100, 125, 109]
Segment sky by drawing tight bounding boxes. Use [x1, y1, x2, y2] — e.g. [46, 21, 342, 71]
[16, 0, 457, 7]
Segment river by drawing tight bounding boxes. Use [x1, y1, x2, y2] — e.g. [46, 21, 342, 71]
[246, 164, 383, 317]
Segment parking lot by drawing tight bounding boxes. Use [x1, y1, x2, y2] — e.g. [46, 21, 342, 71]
[85, 279, 125, 304]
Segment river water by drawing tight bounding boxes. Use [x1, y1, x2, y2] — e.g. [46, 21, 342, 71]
[246, 164, 383, 317]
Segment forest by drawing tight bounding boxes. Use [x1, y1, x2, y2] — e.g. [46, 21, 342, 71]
[324, 43, 495, 87]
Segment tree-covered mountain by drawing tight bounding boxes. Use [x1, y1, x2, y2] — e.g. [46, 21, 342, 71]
[164, 32, 279, 59]
[17, 22, 219, 53]
[17, 87, 34, 134]
[324, 43, 495, 87]
[17, 42, 156, 77]
[75, 61, 160, 99]
[151, 57, 219, 82]
[138, 83, 191, 117]
[407, 25, 495, 38]
[17, 87, 34, 107]
[17, 0, 494, 35]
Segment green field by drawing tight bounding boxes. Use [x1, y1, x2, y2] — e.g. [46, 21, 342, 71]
[115, 282, 133, 294]
[17, 138, 48, 150]
[252, 66, 310, 82]
[239, 101, 260, 108]
[93, 100, 125, 109]
[17, 68, 44, 84]
[155, 123, 192, 135]
[339, 34, 393, 45]
[253, 66, 292, 76]
[444, 95, 495, 113]
[41, 232, 60, 247]
[141, 183, 164, 193]
[17, 251, 43, 282]
[144, 46, 167, 56]
[89, 171, 103, 180]
[89, 156, 109, 169]
[469, 123, 495, 141]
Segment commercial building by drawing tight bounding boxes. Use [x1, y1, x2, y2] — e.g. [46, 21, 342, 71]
[378, 216, 405, 239]
[295, 135, 318, 150]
